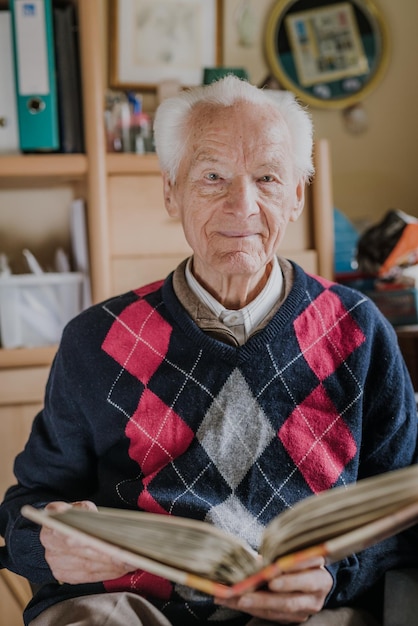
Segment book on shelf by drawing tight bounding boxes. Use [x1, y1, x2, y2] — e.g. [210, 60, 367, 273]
[53, 3, 84, 153]
[10, 0, 60, 152]
[0, 11, 19, 154]
[22, 464, 418, 599]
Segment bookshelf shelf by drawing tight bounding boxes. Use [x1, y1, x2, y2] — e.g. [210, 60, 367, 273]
[0, 154, 87, 183]
[0, 0, 121, 381]
[0, 0, 104, 372]
[106, 153, 160, 175]
[0, 346, 56, 370]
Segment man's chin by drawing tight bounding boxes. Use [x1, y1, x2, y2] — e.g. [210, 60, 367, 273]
[212, 250, 265, 275]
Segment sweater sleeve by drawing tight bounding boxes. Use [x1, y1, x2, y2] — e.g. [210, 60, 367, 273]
[0, 319, 99, 583]
[325, 313, 418, 611]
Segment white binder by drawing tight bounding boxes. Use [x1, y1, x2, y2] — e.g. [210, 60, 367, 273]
[0, 11, 19, 154]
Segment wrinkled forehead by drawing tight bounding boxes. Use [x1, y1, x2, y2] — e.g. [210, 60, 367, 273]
[190, 99, 287, 130]
[185, 100, 292, 152]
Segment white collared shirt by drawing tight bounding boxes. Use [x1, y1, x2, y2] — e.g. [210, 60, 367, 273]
[185, 256, 283, 344]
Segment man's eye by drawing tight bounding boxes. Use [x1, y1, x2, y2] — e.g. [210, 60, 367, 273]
[260, 175, 274, 182]
[207, 172, 220, 181]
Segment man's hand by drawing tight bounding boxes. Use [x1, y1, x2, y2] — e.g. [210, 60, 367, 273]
[39, 501, 133, 585]
[215, 557, 333, 624]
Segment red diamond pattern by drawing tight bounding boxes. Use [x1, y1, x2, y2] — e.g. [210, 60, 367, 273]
[126, 388, 194, 475]
[137, 474, 172, 514]
[279, 383, 357, 493]
[293, 289, 365, 381]
[104, 569, 173, 600]
[102, 298, 172, 385]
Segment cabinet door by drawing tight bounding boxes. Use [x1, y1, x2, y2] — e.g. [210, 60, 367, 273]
[0, 367, 47, 625]
[0, 400, 42, 501]
[0, 570, 32, 626]
[0, 400, 41, 626]
[108, 174, 193, 294]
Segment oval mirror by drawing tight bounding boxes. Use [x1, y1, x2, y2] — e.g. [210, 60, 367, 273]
[265, 0, 390, 109]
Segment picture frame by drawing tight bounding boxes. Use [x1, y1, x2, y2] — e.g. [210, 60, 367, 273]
[285, 4, 369, 88]
[265, 0, 390, 109]
[109, 0, 223, 91]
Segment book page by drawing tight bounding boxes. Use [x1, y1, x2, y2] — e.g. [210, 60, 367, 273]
[262, 464, 418, 560]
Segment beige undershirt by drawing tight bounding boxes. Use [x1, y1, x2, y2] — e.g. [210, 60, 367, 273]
[185, 256, 283, 345]
[173, 256, 295, 346]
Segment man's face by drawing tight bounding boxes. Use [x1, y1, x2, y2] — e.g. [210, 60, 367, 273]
[163, 100, 305, 290]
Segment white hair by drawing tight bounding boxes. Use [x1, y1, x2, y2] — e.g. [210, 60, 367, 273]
[153, 75, 314, 182]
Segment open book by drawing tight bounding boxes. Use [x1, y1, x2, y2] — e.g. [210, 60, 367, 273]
[22, 464, 418, 599]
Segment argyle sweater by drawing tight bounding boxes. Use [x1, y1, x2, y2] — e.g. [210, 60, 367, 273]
[1, 261, 418, 625]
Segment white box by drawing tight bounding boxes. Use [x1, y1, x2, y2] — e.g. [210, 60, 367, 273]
[0, 272, 83, 348]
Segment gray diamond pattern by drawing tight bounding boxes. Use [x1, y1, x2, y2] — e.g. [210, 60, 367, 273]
[197, 368, 276, 488]
[197, 368, 276, 548]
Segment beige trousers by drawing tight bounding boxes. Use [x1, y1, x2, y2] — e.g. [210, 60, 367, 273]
[29, 592, 381, 626]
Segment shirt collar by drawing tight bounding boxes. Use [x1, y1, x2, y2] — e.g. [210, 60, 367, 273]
[185, 256, 283, 342]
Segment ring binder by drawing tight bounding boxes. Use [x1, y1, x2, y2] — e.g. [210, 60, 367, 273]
[10, 0, 59, 152]
[0, 11, 19, 153]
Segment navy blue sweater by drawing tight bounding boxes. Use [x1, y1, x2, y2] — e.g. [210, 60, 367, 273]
[1, 263, 418, 625]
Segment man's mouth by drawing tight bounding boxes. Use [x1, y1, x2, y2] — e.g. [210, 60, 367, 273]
[218, 231, 257, 238]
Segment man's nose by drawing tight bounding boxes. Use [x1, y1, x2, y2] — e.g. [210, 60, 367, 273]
[225, 178, 258, 217]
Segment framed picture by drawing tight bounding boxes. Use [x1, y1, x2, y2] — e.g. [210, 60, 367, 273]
[265, 0, 390, 109]
[109, 0, 223, 90]
[285, 4, 369, 88]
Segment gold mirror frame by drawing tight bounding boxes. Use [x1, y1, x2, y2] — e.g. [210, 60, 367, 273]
[265, 0, 390, 109]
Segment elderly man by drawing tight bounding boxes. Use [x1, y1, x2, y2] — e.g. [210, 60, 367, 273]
[1, 76, 417, 626]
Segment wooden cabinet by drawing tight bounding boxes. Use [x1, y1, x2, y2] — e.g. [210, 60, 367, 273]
[0, 351, 50, 625]
[0, 1, 334, 621]
[106, 155, 192, 294]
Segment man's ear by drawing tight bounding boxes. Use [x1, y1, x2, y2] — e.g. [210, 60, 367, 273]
[162, 172, 180, 218]
[289, 177, 306, 222]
